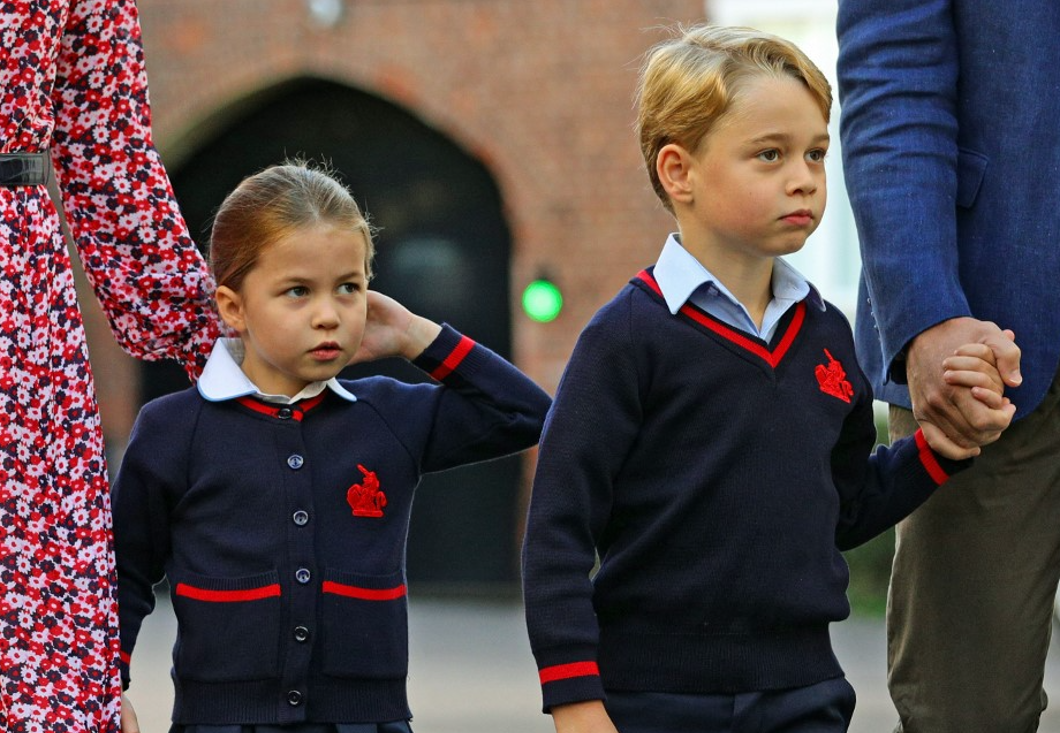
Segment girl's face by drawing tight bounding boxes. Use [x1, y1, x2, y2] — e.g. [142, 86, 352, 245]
[216, 223, 369, 397]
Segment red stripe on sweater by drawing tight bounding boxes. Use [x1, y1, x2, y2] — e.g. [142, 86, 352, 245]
[322, 581, 407, 601]
[539, 661, 600, 684]
[175, 583, 282, 603]
[636, 271, 806, 368]
[430, 336, 476, 380]
[914, 428, 949, 485]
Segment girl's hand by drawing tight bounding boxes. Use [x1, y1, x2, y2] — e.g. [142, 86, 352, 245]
[120, 693, 140, 733]
[350, 291, 442, 365]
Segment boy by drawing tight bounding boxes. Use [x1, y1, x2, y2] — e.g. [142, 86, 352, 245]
[520, 25, 1015, 733]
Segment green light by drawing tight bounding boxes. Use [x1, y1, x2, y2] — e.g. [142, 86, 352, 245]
[522, 279, 563, 322]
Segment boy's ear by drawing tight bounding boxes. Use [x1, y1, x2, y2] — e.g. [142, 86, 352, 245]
[215, 285, 247, 333]
[657, 143, 697, 205]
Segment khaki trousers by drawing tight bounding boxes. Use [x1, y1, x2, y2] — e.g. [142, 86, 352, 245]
[887, 371, 1060, 732]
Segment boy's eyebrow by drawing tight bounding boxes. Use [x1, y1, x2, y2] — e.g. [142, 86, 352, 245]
[746, 131, 831, 146]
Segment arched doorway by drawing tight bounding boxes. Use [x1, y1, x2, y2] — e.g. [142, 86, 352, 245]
[148, 77, 519, 587]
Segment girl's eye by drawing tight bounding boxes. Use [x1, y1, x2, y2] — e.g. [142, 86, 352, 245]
[757, 149, 780, 162]
[286, 286, 309, 298]
[338, 282, 360, 295]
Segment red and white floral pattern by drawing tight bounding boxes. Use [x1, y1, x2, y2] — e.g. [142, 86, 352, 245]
[0, 1, 220, 730]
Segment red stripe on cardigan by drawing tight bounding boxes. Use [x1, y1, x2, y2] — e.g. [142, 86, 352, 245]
[174, 582, 282, 602]
[914, 428, 950, 485]
[636, 270, 806, 368]
[430, 335, 476, 381]
[322, 580, 407, 601]
[539, 661, 600, 684]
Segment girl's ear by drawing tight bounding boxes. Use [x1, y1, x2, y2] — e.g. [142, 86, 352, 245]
[215, 285, 247, 333]
[657, 143, 696, 205]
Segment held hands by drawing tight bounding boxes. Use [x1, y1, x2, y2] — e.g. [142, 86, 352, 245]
[551, 700, 621, 733]
[910, 318, 1020, 460]
[349, 291, 442, 365]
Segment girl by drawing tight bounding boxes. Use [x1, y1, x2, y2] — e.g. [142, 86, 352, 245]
[113, 162, 551, 733]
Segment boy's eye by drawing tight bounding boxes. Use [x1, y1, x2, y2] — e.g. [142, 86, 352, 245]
[757, 149, 780, 162]
[337, 282, 360, 295]
[807, 148, 828, 163]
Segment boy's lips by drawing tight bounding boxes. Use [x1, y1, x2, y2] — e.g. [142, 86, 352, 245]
[780, 209, 814, 226]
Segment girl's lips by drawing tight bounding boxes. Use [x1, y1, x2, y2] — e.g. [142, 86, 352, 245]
[310, 344, 342, 360]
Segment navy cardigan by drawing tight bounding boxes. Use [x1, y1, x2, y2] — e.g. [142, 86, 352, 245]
[522, 271, 969, 711]
[113, 325, 550, 725]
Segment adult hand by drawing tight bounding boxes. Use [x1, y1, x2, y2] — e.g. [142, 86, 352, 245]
[906, 317, 1021, 458]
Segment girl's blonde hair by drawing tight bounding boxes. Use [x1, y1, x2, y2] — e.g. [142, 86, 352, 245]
[210, 161, 375, 290]
[635, 24, 833, 213]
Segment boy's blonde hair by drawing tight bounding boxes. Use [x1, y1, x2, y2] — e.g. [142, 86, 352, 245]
[636, 24, 832, 212]
[210, 160, 375, 291]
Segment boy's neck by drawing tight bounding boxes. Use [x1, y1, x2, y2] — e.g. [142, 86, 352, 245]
[678, 234, 775, 329]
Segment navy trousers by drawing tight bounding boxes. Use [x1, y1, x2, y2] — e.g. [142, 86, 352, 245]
[605, 677, 855, 733]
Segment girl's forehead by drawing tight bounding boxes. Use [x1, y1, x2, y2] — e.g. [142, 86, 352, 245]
[262, 224, 368, 271]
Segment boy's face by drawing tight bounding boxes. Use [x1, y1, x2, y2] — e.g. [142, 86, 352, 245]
[679, 74, 829, 264]
[216, 223, 369, 397]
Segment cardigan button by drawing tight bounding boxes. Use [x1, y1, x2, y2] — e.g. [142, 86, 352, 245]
[277, 407, 293, 420]
[287, 689, 303, 706]
[295, 568, 312, 584]
[293, 625, 310, 643]
[287, 454, 304, 470]
[292, 510, 309, 526]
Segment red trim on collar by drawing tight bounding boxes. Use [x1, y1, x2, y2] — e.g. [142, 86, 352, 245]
[430, 335, 476, 381]
[636, 270, 806, 368]
[236, 392, 326, 421]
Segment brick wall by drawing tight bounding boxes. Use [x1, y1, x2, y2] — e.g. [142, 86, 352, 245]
[133, 0, 706, 393]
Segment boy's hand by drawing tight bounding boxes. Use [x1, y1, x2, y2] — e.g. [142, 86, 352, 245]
[922, 336, 1017, 459]
[906, 319, 1020, 456]
[350, 291, 442, 365]
[120, 694, 140, 733]
[551, 700, 620, 733]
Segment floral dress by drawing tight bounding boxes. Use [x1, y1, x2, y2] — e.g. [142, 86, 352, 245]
[0, 1, 220, 730]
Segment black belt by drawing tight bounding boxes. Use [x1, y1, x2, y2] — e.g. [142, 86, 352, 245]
[0, 153, 48, 186]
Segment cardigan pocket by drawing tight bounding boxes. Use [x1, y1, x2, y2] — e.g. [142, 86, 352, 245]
[171, 570, 282, 682]
[320, 568, 409, 679]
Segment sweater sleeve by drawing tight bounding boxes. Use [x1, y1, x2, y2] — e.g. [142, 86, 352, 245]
[521, 298, 642, 711]
[111, 396, 195, 689]
[832, 366, 970, 550]
[411, 324, 551, 472]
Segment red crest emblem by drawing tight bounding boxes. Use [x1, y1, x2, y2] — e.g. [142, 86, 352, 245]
[346, 464, 387, 518]
[815, 349, 854, 403]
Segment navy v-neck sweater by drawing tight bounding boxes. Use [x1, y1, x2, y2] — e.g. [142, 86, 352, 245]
[522, 270, 969, 711]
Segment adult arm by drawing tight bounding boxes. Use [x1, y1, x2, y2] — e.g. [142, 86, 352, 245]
[837, 0, 1018, 449]
[52, 0, 220, 380]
